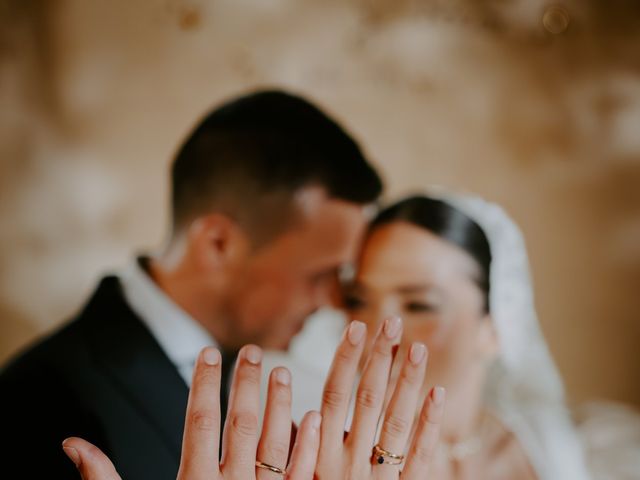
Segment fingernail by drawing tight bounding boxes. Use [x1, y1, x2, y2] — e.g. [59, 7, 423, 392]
[309, 411, 322, 432]
[203, 347, 220, 366]
[244, 345, 263, 365]
[432, 386, 446, 406]
[384, 316, 401, 339]
[409, 342, 426, 365]
[347, 321, 366, 345]
[62, 442, 80, 467]
[275, 368, 291, 386]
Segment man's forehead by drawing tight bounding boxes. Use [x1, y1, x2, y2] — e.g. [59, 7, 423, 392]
[293, 185, 374, 225]
[260, 186, 370, 266]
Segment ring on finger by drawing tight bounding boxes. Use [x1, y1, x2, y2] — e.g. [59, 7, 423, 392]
[372, 444, 405, 466]
[256, 460, 287, 476]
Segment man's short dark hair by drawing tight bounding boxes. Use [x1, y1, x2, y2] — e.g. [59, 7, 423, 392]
[170, 89, 383, 241]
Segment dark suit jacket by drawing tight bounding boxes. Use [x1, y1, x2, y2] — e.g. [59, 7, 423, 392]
[0, 276, 190, 479]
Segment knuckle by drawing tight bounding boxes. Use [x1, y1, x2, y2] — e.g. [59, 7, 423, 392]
[356, 386, 381, 409]
[236, 365, 261, 386]
[189, 410, 217, 432]
[398, 368, 420, 387]
[420, 407, 440, 426]
[322, 387, 346, 409]
[335, 344, 354, 364]
[193, 368, 218, 388]
[84, 442, 104, 460]
[270, 384, 292, 406]
[371, 342, 392, 360]
[411, 444, 434, 463]
[230, 411, 259, 437]
[263, 440, 290, 461]
[382, 414, 409, 438]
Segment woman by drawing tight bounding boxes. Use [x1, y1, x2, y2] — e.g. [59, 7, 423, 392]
[342, 193, 592, 479]
[264, 191, 593, 479]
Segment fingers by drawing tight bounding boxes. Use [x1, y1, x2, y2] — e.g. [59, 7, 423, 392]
[62, 437, 122, 480]
[375, 342, 428, 475]
[347, 317, 402, 458]
[318, 321, 366, 461]
[177, 347, 222, 479]
[221, 344, 263, 476]
[402, 386, 445, 479]
[286, 411, 322, 480]
[256, 367, 293, 479]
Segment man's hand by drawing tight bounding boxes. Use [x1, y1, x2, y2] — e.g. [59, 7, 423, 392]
[62, 345, 321, 479]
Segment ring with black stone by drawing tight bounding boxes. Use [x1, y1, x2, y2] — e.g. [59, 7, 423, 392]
[372, 444, 405, 466]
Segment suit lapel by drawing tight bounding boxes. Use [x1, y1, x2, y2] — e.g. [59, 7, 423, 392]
[81, 277, 189, 460]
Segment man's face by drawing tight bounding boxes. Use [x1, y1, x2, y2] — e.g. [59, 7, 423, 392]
[224, 188, 368, 350]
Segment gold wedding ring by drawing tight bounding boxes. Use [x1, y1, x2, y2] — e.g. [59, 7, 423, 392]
[372, 444, 405, 466]
[255, 460, 287, 476]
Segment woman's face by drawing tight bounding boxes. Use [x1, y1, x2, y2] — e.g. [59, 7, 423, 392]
[343, 221, 496, 392]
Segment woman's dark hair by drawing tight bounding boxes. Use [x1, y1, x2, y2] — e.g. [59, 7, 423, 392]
[370, 196, 492, 313]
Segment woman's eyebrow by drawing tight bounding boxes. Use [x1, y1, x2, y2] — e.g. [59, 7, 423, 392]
[395, 284, 445, 295]
[396, 284, 431, 294]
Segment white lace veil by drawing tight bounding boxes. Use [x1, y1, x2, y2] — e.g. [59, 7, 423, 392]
[431, 188, 592, 480]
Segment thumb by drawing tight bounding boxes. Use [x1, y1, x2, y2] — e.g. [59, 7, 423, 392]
[62, 437, 122, 480]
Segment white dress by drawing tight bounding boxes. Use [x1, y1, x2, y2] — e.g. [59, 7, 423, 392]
[577, 401, 640, 480]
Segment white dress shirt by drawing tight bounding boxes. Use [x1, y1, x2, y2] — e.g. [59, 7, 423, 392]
[119, 259, 217, 386]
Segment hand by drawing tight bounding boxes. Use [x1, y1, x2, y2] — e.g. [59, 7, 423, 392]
[62, 345, 321, 479]
[315, 317, 445, 479]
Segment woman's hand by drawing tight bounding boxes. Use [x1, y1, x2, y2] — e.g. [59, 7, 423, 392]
[62, 345, 321, 480]
[316, 317, 445, 479]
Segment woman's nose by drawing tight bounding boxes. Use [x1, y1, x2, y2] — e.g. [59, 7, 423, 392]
[378, 301, 400, 322]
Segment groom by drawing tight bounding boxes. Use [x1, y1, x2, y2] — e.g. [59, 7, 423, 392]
[0, 90, 382, 479]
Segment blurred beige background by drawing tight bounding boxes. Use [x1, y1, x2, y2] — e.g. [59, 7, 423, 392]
[1, 0, 639, 407]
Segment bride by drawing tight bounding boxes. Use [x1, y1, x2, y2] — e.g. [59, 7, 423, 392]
[263, 190, 595, 479]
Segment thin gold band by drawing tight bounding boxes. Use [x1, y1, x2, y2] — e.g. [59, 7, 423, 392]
[255, 460, 287, 475]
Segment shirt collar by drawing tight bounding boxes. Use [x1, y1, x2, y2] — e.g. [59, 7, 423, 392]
[119, 258, 217, 371]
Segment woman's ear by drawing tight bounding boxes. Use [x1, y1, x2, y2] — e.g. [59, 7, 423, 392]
[477, 314, 499, 361]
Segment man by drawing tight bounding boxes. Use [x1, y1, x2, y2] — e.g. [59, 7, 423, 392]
[0, 90, 382, 479]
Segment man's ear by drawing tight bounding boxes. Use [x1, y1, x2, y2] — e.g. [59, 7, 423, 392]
[187, 214, 250, 270]
[477, 314, 499, 361]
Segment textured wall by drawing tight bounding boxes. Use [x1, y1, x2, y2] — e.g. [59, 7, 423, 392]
[1, 0, 639, 406]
